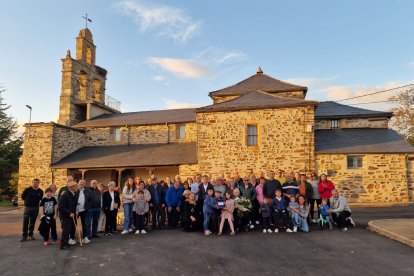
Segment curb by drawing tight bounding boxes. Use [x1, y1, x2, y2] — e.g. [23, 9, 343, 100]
[368, 220, 414, 248]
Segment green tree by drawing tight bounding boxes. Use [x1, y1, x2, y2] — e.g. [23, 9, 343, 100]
[0, 88, 23, 195]
[389, 88, 414, 146]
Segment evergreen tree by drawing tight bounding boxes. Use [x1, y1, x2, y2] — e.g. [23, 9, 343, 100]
[0, 88, 23, 195]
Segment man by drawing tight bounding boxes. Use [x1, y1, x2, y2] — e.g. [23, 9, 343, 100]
[232, 171, 243, 187]
[197, 175, 214, 203]
[282, 173, 299, 199]
[275, 169, 286, 184]
[263, 171, 282, 199]
[58, 176, 73, 201]
[20, 178, 44, 242]
[75, 179, 91, 244]
[165, 175, 184, 228]
[148, 175, 166, 230]
[59, 181, 78, 250]
[190, 174, 202, 195]
[214, 177, 227, 195]
[97, 183, 106, 233]
[327, 190, 355, 231]
[86, 180, 102, 239]
[103, 182, 120, 236]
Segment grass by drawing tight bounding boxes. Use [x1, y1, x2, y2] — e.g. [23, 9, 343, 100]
[0, 200, 13, 207]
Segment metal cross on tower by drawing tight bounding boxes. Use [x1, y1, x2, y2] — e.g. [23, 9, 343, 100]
[82, 13, 92, 28]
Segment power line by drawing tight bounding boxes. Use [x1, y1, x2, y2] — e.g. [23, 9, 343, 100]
[335, 83, 414, 102]
[346, 100, 397, 105]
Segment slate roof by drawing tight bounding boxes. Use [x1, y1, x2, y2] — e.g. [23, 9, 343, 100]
[74, 108, 196, 128]
[52, 142, 197, 169]
[315, 101, 393, 119]
[197, 90, 318, 113]
[209, 72, 308, 98]
[315, 129, 414, 154]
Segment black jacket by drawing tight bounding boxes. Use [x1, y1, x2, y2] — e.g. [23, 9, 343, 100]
[58, 190, 77, 219]
[88, 187, 102, 209]
[263, 179, 282, 198]
[21, 187, 44, 207]
[197, 183, 214, 202]
[74, 188, 92, 211]
[102, 190, 120, 212]
[148, 184, 165, 205]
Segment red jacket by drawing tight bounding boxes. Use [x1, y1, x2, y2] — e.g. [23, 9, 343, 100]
[318, 180, 335, 199]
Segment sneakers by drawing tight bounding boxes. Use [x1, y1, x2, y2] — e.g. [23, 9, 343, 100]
[286, 228, 293, 233]
[20, 237, 27, 242]
[135, 230, 140, 235]
[329, 224, 333, 230]
[218, 232, 222, 236]
[267, 229, 273, 233]
[204, 230, 211, 236]
[274, 229, 279, 233]
[263, 229, 267, 234]
[255, 221, 260, 225]
[68, 239, 76, 245]
[82, 237, 91, 244]
[28, 236, 35, 241]
[104, 233, 112, 237]
[52, 240, 61, 244]
[230, 231, 235, 235]
[250, 224, 255, 229]
[347, 217, 356, 227]
[293, 226, 298, 232]
[44, 241, 51, 246]
[312, 219, 317, 223]
[140, 230, 147, 234]
[121, 230, 129, 235]
[129, 228, 133, 233]
[341, 227, 348, 232]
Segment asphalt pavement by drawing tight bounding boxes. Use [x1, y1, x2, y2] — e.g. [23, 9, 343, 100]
[0, 205, 413, 276]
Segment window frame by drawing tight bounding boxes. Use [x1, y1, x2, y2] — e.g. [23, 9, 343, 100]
[246, 124, 259, 147]
[112, 127, 122, 142]
[330, 119, 340, 129]
[177, 123, 186, 140]
[347, 155, 363, 169]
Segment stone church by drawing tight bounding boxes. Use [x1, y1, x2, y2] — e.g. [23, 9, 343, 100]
[18, 28, 414, 204]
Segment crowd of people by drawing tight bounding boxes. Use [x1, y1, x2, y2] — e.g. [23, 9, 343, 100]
[20, 169, 355, 250]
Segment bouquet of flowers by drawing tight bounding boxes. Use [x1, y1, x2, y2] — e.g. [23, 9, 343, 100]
[234, 197, 251, 212]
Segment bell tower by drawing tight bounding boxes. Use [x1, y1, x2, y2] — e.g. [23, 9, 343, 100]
[57, 28, 120, 126]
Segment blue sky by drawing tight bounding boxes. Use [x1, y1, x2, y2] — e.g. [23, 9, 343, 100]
[1, 0, 414, 127]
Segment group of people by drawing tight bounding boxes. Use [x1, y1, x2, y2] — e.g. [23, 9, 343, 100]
[20, 169, 355, 250]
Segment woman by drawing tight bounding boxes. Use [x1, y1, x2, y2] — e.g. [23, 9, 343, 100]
[318, 173, 335, 203]
[183, 181, 190, 192]
[239, 177, 257, 228]
[255, 176, 265, 206]
[294, 171, 301, 183]
[134, 180, 151, 226]
[309, 172, 321, 223]
[298, 174, 313, 204]
[181, 192, 200, 232]
[187, 177, 194, 187]
[295, 195, 309, 233]
[227, 177, 237, 195]
[121, 177, 134, 234]
[250, 175, 258, 187]
[233, 188, 252, 232]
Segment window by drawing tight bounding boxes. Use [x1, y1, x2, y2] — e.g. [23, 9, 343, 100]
[247, 124, 258, 146]
[112, 127, 121, 142]
[177, 124, 186, 139]
[330, 120, 340, 129]
[347, 156, 363, 169]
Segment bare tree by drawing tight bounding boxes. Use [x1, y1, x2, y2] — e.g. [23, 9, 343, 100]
[389, 88, 414, 146]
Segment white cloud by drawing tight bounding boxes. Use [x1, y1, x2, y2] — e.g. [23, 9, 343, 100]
[147, 57, 214, 79]
[162, 98, 203, 109]
[114, 0, 201, 43]
[193, 47, 248, 66]
[153, 75, 166, 82]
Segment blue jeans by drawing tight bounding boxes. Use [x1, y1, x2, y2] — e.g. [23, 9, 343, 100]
[291, 213, 300, 226]
[203, 213, 211, 231]
[86, 208, 101, 238]
[123, 203, 133, 231]
[297, 217, 309, 232]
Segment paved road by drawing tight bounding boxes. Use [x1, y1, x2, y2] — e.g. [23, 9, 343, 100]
[0, 206, 413, 276]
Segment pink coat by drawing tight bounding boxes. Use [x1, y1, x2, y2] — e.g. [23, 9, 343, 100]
[255, 184, 264, 205]
[221, 199, 235, 220]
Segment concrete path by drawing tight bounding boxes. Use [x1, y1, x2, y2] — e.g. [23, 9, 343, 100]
[368, 219, 414, 247]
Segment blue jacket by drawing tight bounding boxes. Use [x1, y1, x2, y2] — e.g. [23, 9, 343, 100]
[260, 203, 271, 218]
[203, 195, 217, 214]
[165, 186, 184, 208]
[272, 197, 287, 212]
[320, 204, 330, 216]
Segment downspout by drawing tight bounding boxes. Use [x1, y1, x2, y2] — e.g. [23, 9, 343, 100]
[166, 123, 170, 144]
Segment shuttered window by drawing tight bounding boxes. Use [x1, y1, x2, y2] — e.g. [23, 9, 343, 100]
[247, 125, 258, 146]
[347, 156, 363, 169]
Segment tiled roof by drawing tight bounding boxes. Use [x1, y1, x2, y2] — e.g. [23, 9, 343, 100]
[209, 72, 308, 97]
[52, 142, 197, 169]
[197, 90, 318, 113]
[315, 129, 414, 154]
[315, 101, 393, 119]
[74, 108, 196, 128]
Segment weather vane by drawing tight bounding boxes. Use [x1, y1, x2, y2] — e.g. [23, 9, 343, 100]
[82, 13, 92, 28]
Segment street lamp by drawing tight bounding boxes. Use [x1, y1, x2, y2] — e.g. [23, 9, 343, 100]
[25, 105, 32, 124]
[25, 105, 32, 138]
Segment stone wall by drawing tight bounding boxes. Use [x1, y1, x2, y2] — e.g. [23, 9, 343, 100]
[85, 123, 197, 146]
[52, 124, 85, 163]
[196, 106, 315, 176]
[316, 153, 409, 203]
[315, 118, 388, 129]
[408, 158, 414, 202]
[179, 164, 200, 180]
[211, 91, 305, 104]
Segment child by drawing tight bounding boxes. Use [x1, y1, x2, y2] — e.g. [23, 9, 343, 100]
[319, 198, 333, 229]
[203, 189, 216, 236]
[260, 197, 272, 233]
[133, 190, 149, 234]
[39, 188, 58, 245]
[273, 190, 291, 233]
[218, 191, 235, 235]
[288, 196, 300, 232]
